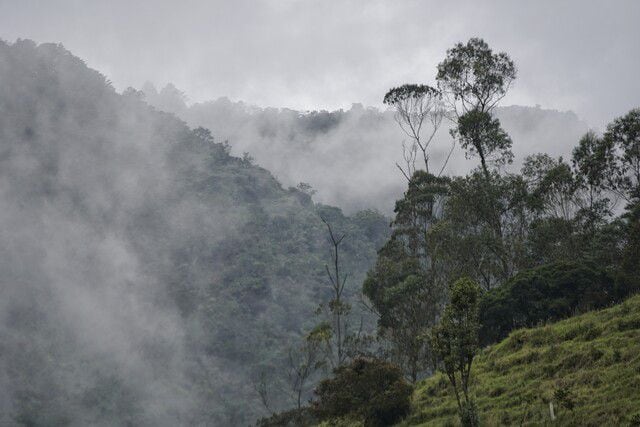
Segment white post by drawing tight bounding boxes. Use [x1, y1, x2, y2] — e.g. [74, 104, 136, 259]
[549, 402, 556, 421]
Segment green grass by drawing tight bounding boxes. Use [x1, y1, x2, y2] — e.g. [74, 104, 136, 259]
[402, 295, 640, 426]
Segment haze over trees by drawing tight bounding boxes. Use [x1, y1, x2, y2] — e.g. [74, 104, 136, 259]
[0, 29, 637, 427]
[142, 84, 590, 214]
[260, 37, 639, 426]
[0, 39, 388, 425]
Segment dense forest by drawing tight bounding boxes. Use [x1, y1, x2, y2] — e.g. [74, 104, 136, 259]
[0, 39, 388, 425]
[0, 35, 638, 427]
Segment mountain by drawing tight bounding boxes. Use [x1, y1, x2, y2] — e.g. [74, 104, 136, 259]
[142, 85, 590, 214]
[0, 39, 388, 425]
[404, 295, 640, 426]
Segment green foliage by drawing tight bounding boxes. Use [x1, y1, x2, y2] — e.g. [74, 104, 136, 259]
[379, 38, 640, 427]
[312, 358, 413, 427]
[553, 383, 576, 412]
[427, 171, 529, 289]
[363, 257, 434, 381]
[257, 407, 318, 427]
[478, 262, 637, 345]
[453, 109, 513, 173]
[603, 108, 640, 203]
[572, 131, 612, 209]
[406, 295, 640, 426]
[363, 172, 450, 381]
[392, 171, 450, 250]
[623, 201, 640, 279]
[379, 37, 640, 427]
[383, 84, 440, 106]
[431, 37, 520, 295]
[523, 154, 578, 220]
[436, 37, 516, 113]
[430, 278, 481, 427]
[4, 34, 638, 427]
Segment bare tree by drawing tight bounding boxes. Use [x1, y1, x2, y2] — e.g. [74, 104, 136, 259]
[397, 139, 418, 181]
[383, 84, 448, 178]
[252, 371, 275, 415]
[320, 216, 351, 367]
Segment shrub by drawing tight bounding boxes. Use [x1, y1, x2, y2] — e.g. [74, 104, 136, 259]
[312, 358, 413, 426]
[479, 262, 636, 345]
[553, 384, 576, 412]
[256, 408, 317, 427]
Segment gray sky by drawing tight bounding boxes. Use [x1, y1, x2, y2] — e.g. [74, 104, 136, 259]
[0, 0, 638, 128]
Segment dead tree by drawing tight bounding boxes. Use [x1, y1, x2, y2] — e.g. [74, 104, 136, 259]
[320, 216, 351, 367]
[252, 371, 274, 415]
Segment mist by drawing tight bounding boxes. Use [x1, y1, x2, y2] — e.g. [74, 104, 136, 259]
[0, 38, 390, 425]
[142, 83, 589, 213]
[0, 39, 221, 425]
[2, 0, 638, 128]
[0, 1, 637, 426]
[0, 40, 274, 425]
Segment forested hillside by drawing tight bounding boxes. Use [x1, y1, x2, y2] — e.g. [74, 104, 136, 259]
[0, 39, 388, 425]
[0, 34, 638, 427]
[256, 38, 639, 427]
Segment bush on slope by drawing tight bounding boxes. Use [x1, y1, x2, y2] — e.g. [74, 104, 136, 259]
[404, 295, 640, 426]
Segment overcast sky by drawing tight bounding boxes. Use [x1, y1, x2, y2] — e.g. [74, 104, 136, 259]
[0, 0, 638, 128]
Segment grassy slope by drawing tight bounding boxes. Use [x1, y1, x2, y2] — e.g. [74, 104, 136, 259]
[404, 295, 640, 426]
